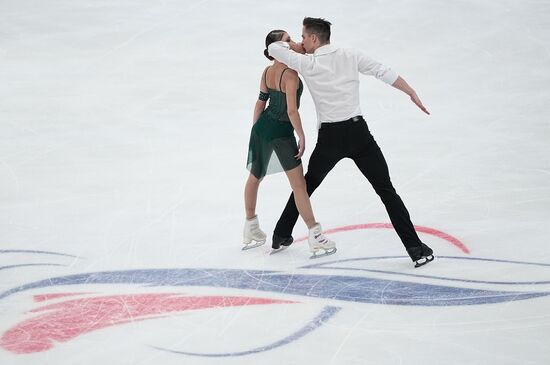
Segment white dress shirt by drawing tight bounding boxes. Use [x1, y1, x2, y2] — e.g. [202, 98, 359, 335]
[267, 42, 399, 127]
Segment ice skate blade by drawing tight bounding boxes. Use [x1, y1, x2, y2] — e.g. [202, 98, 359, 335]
[414, 255, 434, 268]
[309, 247, 337, 259]
[242, 241, 266, 250]
[270, 246, 288, 255]
[272, 237, 293, 250]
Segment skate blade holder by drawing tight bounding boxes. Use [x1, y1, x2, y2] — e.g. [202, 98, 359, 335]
[309, 247, 337, 259]
[242, 240, 266, 250]
[414, 255, 435, 268]
[269, 246, 289, 255]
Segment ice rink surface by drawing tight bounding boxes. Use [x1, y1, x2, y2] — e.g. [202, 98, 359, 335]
[1, 0, 550, 364]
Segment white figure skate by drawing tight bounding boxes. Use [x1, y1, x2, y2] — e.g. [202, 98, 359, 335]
[308, 223, 336, 259]
[242, 215, 267, 250]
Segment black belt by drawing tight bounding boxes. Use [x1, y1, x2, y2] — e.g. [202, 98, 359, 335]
[320, 115, 364, 129]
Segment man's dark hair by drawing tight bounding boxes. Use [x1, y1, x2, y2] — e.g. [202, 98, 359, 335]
[303, 17, 332, 44]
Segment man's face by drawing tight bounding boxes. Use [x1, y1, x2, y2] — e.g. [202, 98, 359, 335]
[301, 27, 315, 54]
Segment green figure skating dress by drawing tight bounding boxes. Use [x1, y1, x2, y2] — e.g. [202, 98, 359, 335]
[246, 68, 304, 179]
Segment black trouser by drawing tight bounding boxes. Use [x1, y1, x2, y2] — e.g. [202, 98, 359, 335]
[274, 116, 423, 250]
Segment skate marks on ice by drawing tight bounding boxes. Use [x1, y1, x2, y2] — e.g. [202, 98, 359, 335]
[1, 257, 550, 356]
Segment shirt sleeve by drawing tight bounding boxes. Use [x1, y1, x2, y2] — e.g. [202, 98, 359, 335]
[267, 41, 309, 73]
[356, 50, 399, 85]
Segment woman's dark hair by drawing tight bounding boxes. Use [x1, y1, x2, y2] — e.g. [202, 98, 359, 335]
[263, 29, 286, 61]
[303, 17, 331, 44]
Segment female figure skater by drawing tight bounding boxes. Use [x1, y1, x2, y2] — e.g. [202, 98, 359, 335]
[243, 29, 336, 258]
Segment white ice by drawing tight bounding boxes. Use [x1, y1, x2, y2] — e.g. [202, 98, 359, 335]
[1, 0, 550, 364]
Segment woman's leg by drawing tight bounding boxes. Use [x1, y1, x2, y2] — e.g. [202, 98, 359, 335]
[284, 164, 316, 229]
[243, 173, 267, 247]
[244, 173, 261, 219]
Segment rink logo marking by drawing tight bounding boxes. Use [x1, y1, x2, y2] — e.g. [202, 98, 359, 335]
[32, 292, 92, 302]
[2, 225, 549, 357]
[301, 256, 550, 285]
[0, 293, 294, 354]
[1, 264, 548, 356]
[0, 249, 78, 258]
[294, 223, 470, 253]
[0, 263, 67, 271]
[152, 306, 341, 357]
[0, 249, 78, 272]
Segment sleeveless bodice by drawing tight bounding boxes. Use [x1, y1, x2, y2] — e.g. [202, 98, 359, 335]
[264, 75, 304, 122]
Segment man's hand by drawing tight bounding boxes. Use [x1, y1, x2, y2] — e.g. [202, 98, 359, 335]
[411, 92, 430, 115]
[289, 41, 306, 54]
[392, 76, 430, 115]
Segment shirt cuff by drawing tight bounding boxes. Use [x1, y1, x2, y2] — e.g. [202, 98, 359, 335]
[267, 41, 290, 56]
[272, 41, 290, 48]
[381, 68, 399, 85]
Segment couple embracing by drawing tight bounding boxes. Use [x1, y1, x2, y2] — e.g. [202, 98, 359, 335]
[243, 17, 433, 267]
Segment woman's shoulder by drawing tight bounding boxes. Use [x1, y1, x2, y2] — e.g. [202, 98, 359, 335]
[282, 67, 299, 79]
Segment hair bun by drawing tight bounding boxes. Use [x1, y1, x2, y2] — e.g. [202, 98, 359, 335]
[263, 48, 274, 61]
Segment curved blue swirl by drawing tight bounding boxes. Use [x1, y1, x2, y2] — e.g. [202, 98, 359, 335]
[0, 263, 66, 271]
[0, 249, 77, 258]
[0, 266, 547, 306]
[300, 256, 550, 285]
[151, 306, 341, 357]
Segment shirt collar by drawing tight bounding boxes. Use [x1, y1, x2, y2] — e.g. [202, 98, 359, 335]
[313, 44, 336, 56]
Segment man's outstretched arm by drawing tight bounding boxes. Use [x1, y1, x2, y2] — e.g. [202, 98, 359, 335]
[392, 76, 430, 115]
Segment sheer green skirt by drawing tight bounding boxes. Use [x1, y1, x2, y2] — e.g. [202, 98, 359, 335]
[246, 113, 301, 179]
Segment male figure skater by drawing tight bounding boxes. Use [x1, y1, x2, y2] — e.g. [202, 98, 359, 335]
[268, 17, 434, 267]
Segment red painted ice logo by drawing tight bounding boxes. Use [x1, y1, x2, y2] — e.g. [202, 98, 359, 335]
[1, 223, 549, 357]
[1, 293, 294, 354]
